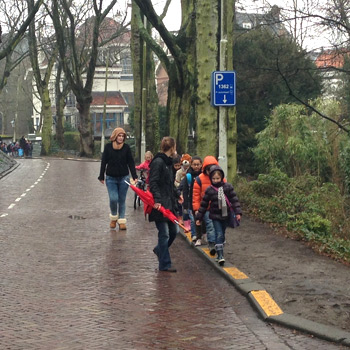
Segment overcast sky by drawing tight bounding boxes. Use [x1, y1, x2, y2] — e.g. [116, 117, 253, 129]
[153, 0, 331, 50]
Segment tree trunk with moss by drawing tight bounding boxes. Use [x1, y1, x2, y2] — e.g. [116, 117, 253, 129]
[195, 0, 219, 157]
[76, 97, 93, 157]
[145, 32, 160, 155]
[131, 6, 159, 160]
[55, 93, 65, 149]
[40, 89, 53, 155]
[55, 62, 67, 149]
[131, 4, 142, 162]
[223, 0, 237, 182]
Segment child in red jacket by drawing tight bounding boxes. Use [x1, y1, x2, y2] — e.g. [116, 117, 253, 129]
[136, 151, 153, 183]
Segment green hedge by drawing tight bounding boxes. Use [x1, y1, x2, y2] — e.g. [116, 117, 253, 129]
[237, 169, 350, 262]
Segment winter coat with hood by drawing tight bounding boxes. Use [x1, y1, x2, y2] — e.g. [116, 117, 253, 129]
[196, 165, 242, 221]
[181, 166, 202, 211]
[192, 155, 225, 212]
[98, 127, 137, 181]
[148, 152, 181, 222]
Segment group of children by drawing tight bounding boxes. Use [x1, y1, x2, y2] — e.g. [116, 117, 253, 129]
[137, 150, 242, 266]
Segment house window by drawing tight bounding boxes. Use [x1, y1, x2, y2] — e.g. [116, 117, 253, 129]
[243, 22, 252, 29]
[66, 92, 75, 107]
[118, 113, 124, 126]
[93, 113, 118, 133]
[120, 52, 132, 75]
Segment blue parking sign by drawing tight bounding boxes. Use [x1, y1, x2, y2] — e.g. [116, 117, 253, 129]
[211, 71, 236, 106]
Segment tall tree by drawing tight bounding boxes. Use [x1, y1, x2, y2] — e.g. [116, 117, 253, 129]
[133, 0, 237, 180]
[27, 0, 59, 155]
[234, 27, 322, 175]
[50, 0, 127, 157]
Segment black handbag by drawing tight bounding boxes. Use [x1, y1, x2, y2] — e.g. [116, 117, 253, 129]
[227, 207, 240, 228]
[211, 185, 240, 228]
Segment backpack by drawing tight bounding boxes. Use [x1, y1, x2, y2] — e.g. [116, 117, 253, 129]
[186, 173, 202, 188]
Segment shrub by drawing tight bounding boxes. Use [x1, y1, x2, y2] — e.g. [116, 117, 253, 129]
[64, 132, 80, 151]
[236, 170, 350, 261]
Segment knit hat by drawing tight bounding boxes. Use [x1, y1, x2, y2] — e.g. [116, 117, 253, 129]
[209, 165, 225, 181]
[110, 127, 126, 142]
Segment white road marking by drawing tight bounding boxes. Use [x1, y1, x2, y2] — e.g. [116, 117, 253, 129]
[1, 161, 50, 218]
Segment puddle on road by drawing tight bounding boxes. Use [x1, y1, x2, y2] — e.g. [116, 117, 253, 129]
[68, 215, 86, 220]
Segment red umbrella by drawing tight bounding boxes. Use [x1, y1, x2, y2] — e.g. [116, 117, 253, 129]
[158, 206, 188, 232]
[126, 181, 189, 232]
[125, 181, 154, 215]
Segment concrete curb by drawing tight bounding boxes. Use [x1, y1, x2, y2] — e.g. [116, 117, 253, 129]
[0, 161, 20, 180]
[178, 230, 350, 347]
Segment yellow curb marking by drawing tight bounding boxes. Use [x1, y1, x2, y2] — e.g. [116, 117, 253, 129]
[185, 232, 192, 241]
[223, 267, 249, 279]
[202, 247, 216, 258]
[251, 290, 283, 317]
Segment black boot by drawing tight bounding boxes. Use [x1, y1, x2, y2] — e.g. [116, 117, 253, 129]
[216, 244, 225, 266]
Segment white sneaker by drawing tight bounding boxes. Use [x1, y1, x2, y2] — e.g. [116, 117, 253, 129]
[192, 236, 197, 242]
[218, 257, 225, 266]
[195, 239, 202, 246]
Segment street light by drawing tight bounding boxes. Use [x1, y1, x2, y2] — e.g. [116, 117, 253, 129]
[10, 119, 16, 142]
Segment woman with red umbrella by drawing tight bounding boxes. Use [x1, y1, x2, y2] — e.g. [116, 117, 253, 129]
[149, 136, 182, 273]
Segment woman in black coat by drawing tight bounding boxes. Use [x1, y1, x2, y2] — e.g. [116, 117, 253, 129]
[149, 136, 182, 273]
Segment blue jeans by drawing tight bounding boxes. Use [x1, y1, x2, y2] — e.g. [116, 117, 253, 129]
[154, 221, 179, 270]
[212, 220, 227, 258]
[204, 211, 215, 243]
[212, 220, 227, 244]
[105, 175, 129, 218]
[188, 210, 196, 238]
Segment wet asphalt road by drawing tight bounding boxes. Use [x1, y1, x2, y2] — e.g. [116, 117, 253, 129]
[0, 158, 346, 349]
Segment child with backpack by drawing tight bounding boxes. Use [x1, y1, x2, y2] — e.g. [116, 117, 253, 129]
[192, 155, 221, 253]
[196, 165, 242, 266]
[181, 156, 203, 243]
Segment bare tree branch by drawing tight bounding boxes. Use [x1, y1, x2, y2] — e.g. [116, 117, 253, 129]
[276, 56, 350, 133]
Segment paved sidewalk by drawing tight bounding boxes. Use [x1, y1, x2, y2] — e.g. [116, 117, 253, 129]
[0, 158, 347, 349]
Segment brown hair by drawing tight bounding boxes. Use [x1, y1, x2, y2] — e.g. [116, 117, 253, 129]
[160, 136, 176, 153]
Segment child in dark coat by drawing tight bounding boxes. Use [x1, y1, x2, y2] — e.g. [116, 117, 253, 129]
[181, 156, 203, 243]
[196, 165, 242, 266]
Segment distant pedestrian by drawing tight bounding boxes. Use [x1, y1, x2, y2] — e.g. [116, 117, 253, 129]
[19, 136, 27, 156]
[196, 165, 242, 266]
[149, 136, 182, 273]
[98, 127, 138, 230]
[172, 153, 181, 177]
[135, 150, 153, 184]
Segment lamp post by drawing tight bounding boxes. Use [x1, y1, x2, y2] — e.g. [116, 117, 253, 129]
[10, 119, 16, 142]
[140, 15, 147, 159]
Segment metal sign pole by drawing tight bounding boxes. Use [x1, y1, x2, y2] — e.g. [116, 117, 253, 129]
[219, 0, 228, 176]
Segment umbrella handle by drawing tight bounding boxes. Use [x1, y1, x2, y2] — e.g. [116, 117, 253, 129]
[125, 180, 131, 185]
